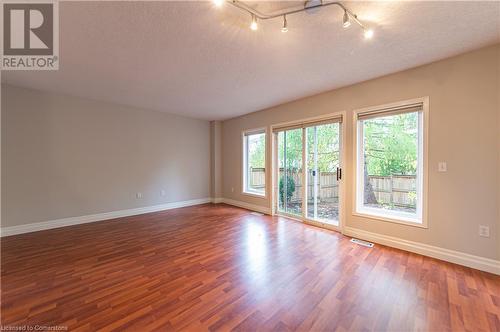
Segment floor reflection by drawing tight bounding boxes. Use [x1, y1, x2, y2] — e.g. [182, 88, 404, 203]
[243, 220, 269, 285]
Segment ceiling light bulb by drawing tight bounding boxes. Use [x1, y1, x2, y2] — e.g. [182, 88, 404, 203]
[281, 15, 288, 32]
[250, 15, 258, 31]
[364, 28, 374, 39]
[213, 0, 224, 7]
[342, 11, 351, 28]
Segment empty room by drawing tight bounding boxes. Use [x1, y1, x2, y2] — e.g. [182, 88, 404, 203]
[1, 0, 499, 331]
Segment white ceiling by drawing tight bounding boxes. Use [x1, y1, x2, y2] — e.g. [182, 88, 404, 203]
[2, 1, 500, 120]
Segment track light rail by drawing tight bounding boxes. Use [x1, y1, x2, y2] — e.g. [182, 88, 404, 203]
[213, 0, 373, 38]
[227, 0, 366, 30]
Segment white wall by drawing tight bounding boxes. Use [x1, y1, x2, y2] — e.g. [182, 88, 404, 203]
[1, 85, 211, 228]
[220, 44, 500, 261]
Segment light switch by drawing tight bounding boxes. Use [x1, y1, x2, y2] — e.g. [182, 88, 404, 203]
[438, 162, 447, 172]
[479, 225, 490, 238]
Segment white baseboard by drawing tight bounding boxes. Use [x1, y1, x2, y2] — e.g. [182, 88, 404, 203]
[344, 226, 500, 275]
[0, 197, 212, 237]
[219, 198, 271, 215]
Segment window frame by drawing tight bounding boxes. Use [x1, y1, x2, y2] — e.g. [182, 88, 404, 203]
[242, 128, 267, 198]
[352, 97, 429, 228]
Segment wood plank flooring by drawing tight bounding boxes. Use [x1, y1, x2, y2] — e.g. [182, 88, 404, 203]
[1, 204, 499, 331]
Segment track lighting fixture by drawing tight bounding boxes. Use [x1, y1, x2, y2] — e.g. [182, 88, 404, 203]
[250, 14, 258, 31]
[342, 11, 351, 28]
[215, 0, 373, 39]
[281, 15, 288, 33]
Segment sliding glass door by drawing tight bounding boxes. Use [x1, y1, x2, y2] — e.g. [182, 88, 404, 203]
[274, 117, 343, 229]
[306, 123, 341, 225]
[277, 129, 303, 217]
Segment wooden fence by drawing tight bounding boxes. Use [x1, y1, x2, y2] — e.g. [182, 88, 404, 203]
[368, 175, 416, 208]
[249, 168, 416, 208]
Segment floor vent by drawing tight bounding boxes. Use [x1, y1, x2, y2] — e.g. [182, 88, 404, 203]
[350, 238, 374, 248]
[250, 212, 264, 216]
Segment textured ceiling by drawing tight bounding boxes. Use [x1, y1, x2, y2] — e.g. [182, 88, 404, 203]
[2, 1, 500, 120]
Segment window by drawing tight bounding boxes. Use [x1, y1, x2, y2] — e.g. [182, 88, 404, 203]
[355, 100, 426, 225]
[243, 129, 266, 197]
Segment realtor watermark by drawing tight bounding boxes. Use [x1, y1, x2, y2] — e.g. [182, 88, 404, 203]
[1, 0, 59, 70]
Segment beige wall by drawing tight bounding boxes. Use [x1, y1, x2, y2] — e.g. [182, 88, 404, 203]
[210, 121, 223, 199]
[1, 85, 210, 227]
[497, 44, 500, 261]
[221, 44, 500, 260]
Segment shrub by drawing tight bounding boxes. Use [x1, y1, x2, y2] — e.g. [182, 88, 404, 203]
[279, 176, 296, 205]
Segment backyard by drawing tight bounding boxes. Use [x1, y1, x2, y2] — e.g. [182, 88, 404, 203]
[247, 112, 418, 220]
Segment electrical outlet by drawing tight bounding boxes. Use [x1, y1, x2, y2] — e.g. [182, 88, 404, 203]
[438, 162, 447, 172]
[231, 187, 234, 193]
[136, 192, 143, 199]
[160, 189, 166, 197]
[479, 225, 490, 238]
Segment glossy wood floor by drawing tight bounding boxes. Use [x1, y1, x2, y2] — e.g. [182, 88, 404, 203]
[1, 204, 499, 331]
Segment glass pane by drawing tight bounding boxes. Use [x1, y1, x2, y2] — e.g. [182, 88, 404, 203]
[246, 132, 265, 195]
[277, 129, 302, 216]
[277, 131, 285, 213]
[362, 112, 418, 215]
[306, 123, 340, 225]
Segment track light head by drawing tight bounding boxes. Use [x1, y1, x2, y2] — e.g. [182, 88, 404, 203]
[363, 28, 374, 39]
[281, 15, 288, 32]
[250, 14, 258, 30]
[213, 0, 224, 8]
[342, 11, 351, 28]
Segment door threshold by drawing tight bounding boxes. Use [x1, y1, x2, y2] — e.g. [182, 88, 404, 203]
[276, 213, 341, 233]
[303, 219, 341, 232]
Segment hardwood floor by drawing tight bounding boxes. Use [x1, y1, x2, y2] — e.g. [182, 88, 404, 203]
[1, 204, 499, 331]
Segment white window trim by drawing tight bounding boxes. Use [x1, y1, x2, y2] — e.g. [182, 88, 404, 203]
[242, 127, 267, 199]
[352, 97, 429, 229]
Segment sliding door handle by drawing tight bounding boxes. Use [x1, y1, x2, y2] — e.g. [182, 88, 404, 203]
[336, 167, 342, 181]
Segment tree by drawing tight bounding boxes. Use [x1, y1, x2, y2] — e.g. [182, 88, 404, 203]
[306, 124, 340, 172]
[278, 129, 303, 170]
[363, 112, 418, 176]
[278, 125, 341, 173]
[364, 160, 378, 204]
[362, 112, 418, 206]
[248, 133, 265, 168]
